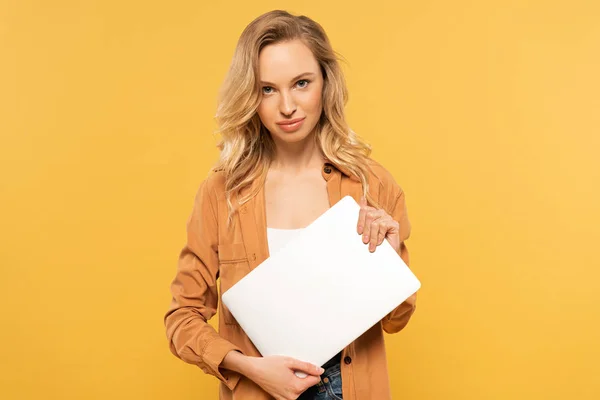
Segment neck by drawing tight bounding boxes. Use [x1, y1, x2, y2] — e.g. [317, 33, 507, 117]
[270, 133, 325, 173]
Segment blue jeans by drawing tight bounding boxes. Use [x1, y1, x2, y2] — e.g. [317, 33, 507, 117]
[298, 363, 343, 400]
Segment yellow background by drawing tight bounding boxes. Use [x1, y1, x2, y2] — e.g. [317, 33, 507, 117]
[1, 1, 599, 399]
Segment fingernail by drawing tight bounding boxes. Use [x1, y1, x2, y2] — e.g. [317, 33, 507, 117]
[363, 235, 369, 243]
[319, 367, 324, 374]
[357, 226, 363, 234]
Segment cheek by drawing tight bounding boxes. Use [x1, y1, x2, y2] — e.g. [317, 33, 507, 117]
[257, 100, 273, 126]
[305, 87, 323, 114]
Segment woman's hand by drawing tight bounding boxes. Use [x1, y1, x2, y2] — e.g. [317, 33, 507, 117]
[244, 355, 323, 400]
[357, 197, 401, 253]
[222, 351, 323, 400]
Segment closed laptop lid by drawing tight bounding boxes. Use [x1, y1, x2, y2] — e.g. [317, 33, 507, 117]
[222, 195, 421, 367]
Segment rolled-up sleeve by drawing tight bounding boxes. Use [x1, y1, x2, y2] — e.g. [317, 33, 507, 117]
[164, 179, 243, 390]
[381, 188, 418, 334]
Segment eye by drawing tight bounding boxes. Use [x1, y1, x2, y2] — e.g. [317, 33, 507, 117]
[296, 79, 310, 88]
[262, 86, 274, 95]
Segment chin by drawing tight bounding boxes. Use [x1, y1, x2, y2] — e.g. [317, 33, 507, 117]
[279, 133, 311, 143]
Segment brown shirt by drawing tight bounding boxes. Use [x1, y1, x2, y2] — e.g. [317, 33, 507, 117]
[164, 160, 418, 399]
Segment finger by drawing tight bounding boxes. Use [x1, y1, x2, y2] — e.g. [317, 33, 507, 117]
[359, 196, 367, 207]
[369, 217, 383, 252]
[377, 217, 395, 245]
[377, 219, 389, 246]
[357, 197, 368, 234]
[363, 209, 383, 245]
[362, 209, 374, 244]
[288, 359, 324, 376]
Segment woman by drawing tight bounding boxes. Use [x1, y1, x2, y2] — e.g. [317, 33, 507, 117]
[164, 10, 418, 400]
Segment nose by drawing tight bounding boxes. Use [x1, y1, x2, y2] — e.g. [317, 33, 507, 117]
[279, 91, 297, 116]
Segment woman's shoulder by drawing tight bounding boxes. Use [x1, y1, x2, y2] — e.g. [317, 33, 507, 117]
[363, 158, 406, 211]
[192, 169, 228, 205]
[204, 168, 227, 192]
[365, 158, 404, 193]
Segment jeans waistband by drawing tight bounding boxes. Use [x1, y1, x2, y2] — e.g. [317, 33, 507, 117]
[321, 351, 342, 369]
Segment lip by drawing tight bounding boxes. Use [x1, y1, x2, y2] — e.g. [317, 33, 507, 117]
[276, 117, 306, 133]
[276, 117, 306, 126]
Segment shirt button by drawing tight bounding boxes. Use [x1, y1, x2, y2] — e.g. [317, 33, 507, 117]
[324, 165, 332, 174]
[240, 206, 247, 214]
[344, 356, 352, 365]
[250, 253, 256, 261]
[323, 377, 329, 383]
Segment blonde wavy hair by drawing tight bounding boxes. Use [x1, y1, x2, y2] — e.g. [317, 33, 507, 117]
[214, 10, 374, 220]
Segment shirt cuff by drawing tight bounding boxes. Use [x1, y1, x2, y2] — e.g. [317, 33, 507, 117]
[201, 337, 245, 391]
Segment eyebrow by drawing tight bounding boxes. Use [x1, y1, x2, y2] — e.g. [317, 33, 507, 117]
[260, 72, 316, 86]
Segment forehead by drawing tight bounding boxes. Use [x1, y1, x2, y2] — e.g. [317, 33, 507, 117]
[258, 39, 319, 81]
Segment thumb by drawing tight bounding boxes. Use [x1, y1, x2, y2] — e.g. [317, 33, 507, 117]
[359, 196, 367, 207]
[289, 359, 324, 376]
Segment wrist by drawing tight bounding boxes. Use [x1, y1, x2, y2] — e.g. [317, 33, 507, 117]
[222, 350, 256, 378]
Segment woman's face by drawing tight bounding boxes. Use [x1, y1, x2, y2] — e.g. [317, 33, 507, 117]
[257, 39, 324, 145]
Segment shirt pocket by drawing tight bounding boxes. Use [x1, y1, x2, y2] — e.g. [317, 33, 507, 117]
[218, 243, 250, 325]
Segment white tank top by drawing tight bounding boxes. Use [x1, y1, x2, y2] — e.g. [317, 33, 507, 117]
[267, 227, 304, 255]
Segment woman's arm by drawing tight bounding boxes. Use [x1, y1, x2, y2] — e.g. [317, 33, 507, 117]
[164, 179, 243, 390]
[381, 188, 417, 333]
[356, 187, 418, 334]
[165, 178, 324, 398]
[222, 350, 324, 400]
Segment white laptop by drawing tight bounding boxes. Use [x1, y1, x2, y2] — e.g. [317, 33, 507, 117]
[221, 195, 421, 374]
